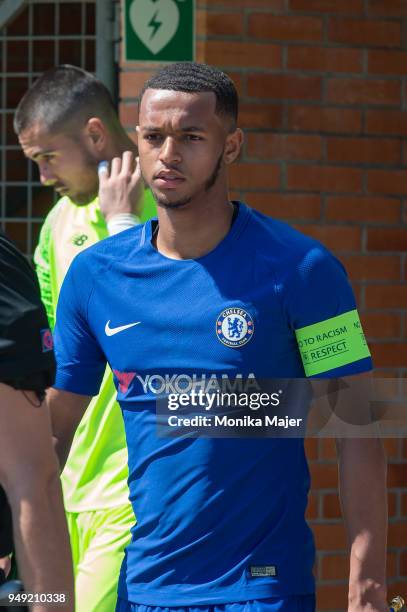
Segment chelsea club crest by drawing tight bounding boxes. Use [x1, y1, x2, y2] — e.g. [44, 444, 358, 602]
[216, 308, 254, 348]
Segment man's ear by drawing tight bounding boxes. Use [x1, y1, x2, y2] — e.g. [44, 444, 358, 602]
[224, 128, 244, 165]
[84, 117, 108, 153]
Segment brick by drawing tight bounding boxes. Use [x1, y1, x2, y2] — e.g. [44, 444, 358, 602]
[326, 196, 401, 224]
[305, 438, 318, 460]
[402, 492, 407, 516]
[326, 138, 401, 165]
[204, 41, 282, 69]
[119, 103, 138, 129]
[295, 225, 362, 251]
[321, 553, 348, 580]
[339, 256, 401, 282]
[326, 78, 400, 106]
[198, 0, 284, 7]
[247, 74, 321, 102]
[388, 491, 398, 517]
[368, 170, 407, 196]
[322, 493, 342, 519]
[312, 523, 347, 550]
[317, 584, 348, 610]
[288, 106, 362, 134]
[362, 312, 402, 339]
[196, 11, 244, 37]
[248, 193, 321, 220]
[229, 163, 280, 190]
[369, 50, 407, 76]
[248, 14, 323, 42]
[310, 463, 338, 489]
[290, 0, 364, 14]
[328, 18, 401, 48]
[305, 491, 318, 520]
[365, 284, 407, 308]
[370, 343, 407, 368]
[239, 104, 283, 130]
[367, 228, 407, 251]
[288, 47, 363, 73]
[287, 164, 362, 192]
[387, 552, 398, 577]
[388, 522, 407, 547]
[401, 551, 407, 576]
[388, 464, 407, 487]
[119, 71, 153, 99]
[368, 0, 407, 17]
[246, 134, 322, 161]
[319, 438, 337, 460]
[366, 110, 407, 136]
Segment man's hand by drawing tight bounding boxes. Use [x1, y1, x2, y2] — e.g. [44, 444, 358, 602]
[98, 151, 144, 222]
[348, 580, 388, 612]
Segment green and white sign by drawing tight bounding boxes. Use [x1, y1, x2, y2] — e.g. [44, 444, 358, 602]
[124, 0, 195, 62]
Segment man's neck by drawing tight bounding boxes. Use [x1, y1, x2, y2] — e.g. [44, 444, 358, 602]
[105, 130, 138, 159]
[154, 194, 235, 260]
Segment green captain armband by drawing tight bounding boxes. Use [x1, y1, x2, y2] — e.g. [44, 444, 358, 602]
[295, 309, 371, 376]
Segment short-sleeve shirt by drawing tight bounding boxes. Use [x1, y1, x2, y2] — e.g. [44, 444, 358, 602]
[53, 203, 372, 606]
[0, 231, 55, 387]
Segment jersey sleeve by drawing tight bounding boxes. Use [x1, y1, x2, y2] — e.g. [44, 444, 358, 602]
[34, 209, 55, 329]
[283, 245, 372, 377]
[53, 254, 106, 396]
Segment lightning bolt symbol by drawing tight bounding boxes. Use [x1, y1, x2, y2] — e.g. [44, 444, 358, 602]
[148, 10, 162, 40]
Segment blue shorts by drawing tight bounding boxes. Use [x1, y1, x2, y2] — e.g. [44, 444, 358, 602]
[115, 595, 316, 612]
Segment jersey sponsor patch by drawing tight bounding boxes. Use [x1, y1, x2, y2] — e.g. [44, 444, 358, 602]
[249, 565, 277, 578]
[216, 308, 254, 348]
[40, 328, 54, 353]
[295, 309, 371, 376]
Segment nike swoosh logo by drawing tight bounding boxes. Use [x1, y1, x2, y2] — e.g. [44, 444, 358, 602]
[105, 320, 141, 337]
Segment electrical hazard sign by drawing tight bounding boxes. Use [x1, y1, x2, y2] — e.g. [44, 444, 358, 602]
[123, 0, 195, 62]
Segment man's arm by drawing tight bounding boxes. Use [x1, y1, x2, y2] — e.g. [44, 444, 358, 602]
[0, 383, 74, 611]
[47, 387, 91, 470]
[321, 373, 388, 611]
[337, 434, 387, 611]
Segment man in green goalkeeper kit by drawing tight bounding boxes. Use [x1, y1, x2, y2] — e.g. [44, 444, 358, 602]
[15, 65, 156, 612]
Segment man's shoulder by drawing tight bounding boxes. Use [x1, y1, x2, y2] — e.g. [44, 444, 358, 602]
[246, 204, 324, 262]
[72, 222, 146, 270]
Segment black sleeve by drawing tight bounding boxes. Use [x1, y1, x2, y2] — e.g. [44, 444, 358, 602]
[0, 231, 55, 390]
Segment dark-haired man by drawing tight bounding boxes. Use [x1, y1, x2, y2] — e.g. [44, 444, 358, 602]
[48, 62, 387, 611]
[15, 65, 156, 612]
[0, 230, 74, 611]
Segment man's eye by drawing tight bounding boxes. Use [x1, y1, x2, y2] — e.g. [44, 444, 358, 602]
[185, 135, 202, 141]
[43, 155, 54, 163]
[145, 134, 162, 142]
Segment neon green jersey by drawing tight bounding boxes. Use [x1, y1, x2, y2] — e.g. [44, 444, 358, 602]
[34, 189, 156, 511]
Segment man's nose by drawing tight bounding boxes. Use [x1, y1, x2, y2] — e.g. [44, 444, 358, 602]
[38, 162, 56, 186]
[159, 137, 181, 165]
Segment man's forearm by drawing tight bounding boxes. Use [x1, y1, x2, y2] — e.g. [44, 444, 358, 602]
[7, 469, 74, 611]
[47, 387, 90, 471]
[337, 437, 388, 610]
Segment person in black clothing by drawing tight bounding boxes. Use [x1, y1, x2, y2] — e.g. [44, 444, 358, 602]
[0, 231, 74, 611]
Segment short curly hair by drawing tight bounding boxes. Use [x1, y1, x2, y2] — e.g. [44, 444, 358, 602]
[140, 62, 238, 129]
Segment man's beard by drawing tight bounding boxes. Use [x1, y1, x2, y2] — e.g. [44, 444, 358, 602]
[145, 152, 223, 210]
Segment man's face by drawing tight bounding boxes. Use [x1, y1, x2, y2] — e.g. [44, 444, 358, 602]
[137, 89, 235, 209]
[19, 122, 99, 205]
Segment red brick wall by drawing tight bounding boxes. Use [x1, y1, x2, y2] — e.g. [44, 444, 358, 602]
[119, 1, 407, 608]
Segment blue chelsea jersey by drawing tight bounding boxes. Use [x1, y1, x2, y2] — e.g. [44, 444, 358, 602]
[54, 203, 372, 606]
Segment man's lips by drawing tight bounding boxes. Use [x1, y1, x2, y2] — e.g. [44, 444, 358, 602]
[154, 171, 185, 189]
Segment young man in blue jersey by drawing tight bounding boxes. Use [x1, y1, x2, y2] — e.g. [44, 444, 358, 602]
[47, 62, 387, 612]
